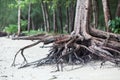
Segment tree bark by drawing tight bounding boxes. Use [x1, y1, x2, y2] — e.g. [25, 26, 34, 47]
[74, 0, 91, 40]
[102, 0, 112, 32]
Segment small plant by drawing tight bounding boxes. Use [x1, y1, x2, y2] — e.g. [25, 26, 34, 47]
[108, 17, 120, 34]
[3, 20, 27, 34]
[3, 24, 18, 34]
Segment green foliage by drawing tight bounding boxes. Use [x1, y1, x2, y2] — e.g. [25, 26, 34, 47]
[3, 19, 27, 34]
[3, 24, 18, 34]
[21, 20, 27, 31]
[22, 30, 45, 36]
[108, 17, 120, 34]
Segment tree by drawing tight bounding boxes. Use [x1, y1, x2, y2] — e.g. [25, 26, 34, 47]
[92, 0, 98, 28]
[12, 0, 120, 71]
[66, 0, 76, 33]
[17, 0, 21, 35]
[58, 1, 63, 33]
[27, 2, 31, 32]
[53, 9, 58, 33]
[102, 0, 112, 32]
[41, 1, 50, 32]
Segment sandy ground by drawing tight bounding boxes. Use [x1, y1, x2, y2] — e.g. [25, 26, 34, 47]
[0, 37, 120, 80]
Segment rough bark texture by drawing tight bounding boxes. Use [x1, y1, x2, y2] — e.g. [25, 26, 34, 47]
[74, 0, 91, 39]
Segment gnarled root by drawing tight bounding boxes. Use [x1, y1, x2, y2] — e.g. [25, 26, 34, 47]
[11, 40, 41, 66]
[12, 33, 120, 71]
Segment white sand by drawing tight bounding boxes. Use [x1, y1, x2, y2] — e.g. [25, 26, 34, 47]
[0, 37, 120, 80]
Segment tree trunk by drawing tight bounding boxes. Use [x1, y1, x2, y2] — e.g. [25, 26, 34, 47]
[116, 0, 120, 17]
[41, 1, 47, 32]
[102, 0, 112, 32]
[58, 4, 63, 33]
[53, 10, 58, 33]
[31, 19, 35, 30]
[66, 7, 69, 33]
[44, 3, 50, 32]
[17, 0, 21, 35]
[27, 3, 31, 32]
[68, 1, 75, 33]
[92, 0, 98, 28]
[74, 0, 91, 40]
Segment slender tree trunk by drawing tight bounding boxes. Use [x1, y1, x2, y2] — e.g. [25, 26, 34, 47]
[32, 19, 35, 30]
[17, 0, 21, 35]
[116, 0, 120, 17]
[69, 2, 76, 33]
[92, 0, 98, 28]
[53, 10, 58, 33]
[102, 0, 112, 32]
[44, 3, 50, 32]
[58, 4, 63, 33]
[27, 3, 31, 32]
[41, 1, 47, 32]
[66, 7, 69, 33]
[66, 2, 76, 33]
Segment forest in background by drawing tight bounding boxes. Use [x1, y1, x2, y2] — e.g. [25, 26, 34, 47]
[0, 0, 120, 35]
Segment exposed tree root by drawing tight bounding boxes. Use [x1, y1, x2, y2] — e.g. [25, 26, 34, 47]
[11, 40, 41, 66]
[11, 32, 120, 71]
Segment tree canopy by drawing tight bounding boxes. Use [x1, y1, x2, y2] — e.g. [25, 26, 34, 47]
[0, 0, 119, 34]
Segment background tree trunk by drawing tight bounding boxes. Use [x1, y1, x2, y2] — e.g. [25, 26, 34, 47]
[69, 2, 76, 33]
[41, 1, 47, 32]
[102, 0, 112, 32]
[58, 4, 63, 33]
[53, 10, 58, 33]
[66, 7, 69, 33]
[17, 0, 21, 35]
[31, 19, 35, 30]
[44, 3, 50, 32]
[92, 0, 98, 28]
[27, 3, 31, 32]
